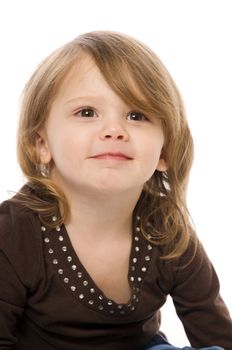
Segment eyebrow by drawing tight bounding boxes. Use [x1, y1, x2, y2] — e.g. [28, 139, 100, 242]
[65, 96, 105, 105]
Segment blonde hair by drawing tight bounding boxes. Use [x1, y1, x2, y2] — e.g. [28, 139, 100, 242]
[17, 31, 196, 260]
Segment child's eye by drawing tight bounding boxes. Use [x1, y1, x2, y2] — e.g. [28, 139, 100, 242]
[126, 111, 147, 121]
[75, 108, 97, 118]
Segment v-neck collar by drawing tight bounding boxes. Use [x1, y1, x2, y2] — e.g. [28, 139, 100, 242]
[41, 215, 153, 317]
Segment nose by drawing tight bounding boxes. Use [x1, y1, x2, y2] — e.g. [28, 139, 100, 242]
[99, 119, 129, 141]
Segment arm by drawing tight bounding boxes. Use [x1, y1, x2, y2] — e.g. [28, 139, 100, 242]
[0, 251, 26, 348]
[0, 200, 40, 348]
[170, 240, 232, 349]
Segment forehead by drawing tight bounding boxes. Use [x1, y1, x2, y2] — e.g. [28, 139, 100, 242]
[55, 54, 102, 99]
[51, 52, 149, 114]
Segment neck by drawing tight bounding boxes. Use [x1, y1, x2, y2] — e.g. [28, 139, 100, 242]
[64, 189, 142, 240]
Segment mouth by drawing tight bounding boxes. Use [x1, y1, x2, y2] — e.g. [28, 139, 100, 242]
[90, 152, 133, 160]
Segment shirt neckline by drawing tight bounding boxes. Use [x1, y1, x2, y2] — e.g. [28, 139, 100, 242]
[41, 215, 153, 317]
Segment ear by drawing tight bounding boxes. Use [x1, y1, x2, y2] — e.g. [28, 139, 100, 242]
[36, 132, 52, 164]
[156, 157, 168, 172]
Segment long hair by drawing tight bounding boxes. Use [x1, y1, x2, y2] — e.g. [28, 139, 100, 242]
[17, 31, 196, 259]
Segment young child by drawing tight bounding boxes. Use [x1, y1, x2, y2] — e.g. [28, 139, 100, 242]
[0, 31, 231, 350]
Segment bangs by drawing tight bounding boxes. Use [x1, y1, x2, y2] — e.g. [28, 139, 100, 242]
[76, 31, 171, 122]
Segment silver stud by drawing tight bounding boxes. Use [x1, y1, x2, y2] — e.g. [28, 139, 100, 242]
[107, 300, 113, 306]
[145, 256, 151, 261]
[83, 280, 88, 286]
[67, 256, 72, 262]
[52, 216, 57, 222]
[109, 310, 114, 314]
[136, 227, 140, 232]
[70, 286, 76, 291]
[147, 244, 153, 250]
[64, 277, 69, 283]
[62, 246, 67, 252]
[90, 288, 95, 293]
[137, 277, 142, 282]
[79, 294, 84, 299]
[88, 300, 94, 305]
[44, 237, 50, 243]
[48, 248, 53, 254]
[131, 306, 135, 311]
[53, 259, 58, 265]
[132, 258, 137, 263]
[56, 226, 61, 232]
[131, 266, 135, 271]
[141, 267, 147, 272]
[77, 272, 82, 278]
[134, 236, 139, 241]
[41, 226, 46, 232]
[136, 216, 141, 220]
[99, 295, 103, 300]
[147, 234, 152, 239]
[135, 246, 139, 252]
[136, 298, 139, 303]
[72, 265, 77, 270]
[58, 235, 64, 241]
[58, 269, 63, 274]
[98, 305, 103, 310]
[117, 304, 123, 309]
[130, 276, 135, 282]
[132, 294, 136, 300]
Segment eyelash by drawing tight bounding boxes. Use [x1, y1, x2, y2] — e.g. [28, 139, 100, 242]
[74, 107, 97, 118]
[73, 107, 148, 121]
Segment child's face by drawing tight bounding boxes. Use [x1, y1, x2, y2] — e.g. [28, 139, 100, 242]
[37, 54, 167, 197]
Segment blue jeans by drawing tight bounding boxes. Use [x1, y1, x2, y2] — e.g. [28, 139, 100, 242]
[144, 334, 224, 350]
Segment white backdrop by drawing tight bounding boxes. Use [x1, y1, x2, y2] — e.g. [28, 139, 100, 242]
[0, 0, 231, 346]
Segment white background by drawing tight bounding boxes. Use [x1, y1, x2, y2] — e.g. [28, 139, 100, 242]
[0, 0, 231, 346]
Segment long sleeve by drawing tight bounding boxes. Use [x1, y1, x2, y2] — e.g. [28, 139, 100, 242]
[170, 240, 232, 349]
[0, 251, 26, 348]
[0, 201, 41, 349]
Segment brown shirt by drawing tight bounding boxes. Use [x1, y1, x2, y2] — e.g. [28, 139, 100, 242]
[0, 198, 232, 350]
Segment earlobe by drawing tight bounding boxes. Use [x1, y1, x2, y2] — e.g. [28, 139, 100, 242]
[36, 132, 52, 164]
[156, 158, 168, 172]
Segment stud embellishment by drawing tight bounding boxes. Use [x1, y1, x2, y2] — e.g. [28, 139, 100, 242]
[41, 213, 151, 317]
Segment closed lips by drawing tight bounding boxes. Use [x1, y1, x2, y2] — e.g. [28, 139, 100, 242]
[90, 152, 133, 160]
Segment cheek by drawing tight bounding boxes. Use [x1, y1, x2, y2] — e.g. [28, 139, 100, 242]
[47, 130, 88, 167]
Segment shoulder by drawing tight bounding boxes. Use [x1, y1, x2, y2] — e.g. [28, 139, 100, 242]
[0, 196, 40, 243]
[0, 196, 43, 288]
[155, 232, 209, 293]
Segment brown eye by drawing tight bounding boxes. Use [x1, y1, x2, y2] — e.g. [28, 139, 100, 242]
[127, 111, 147, 121]
[76, 108, 96, 117]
